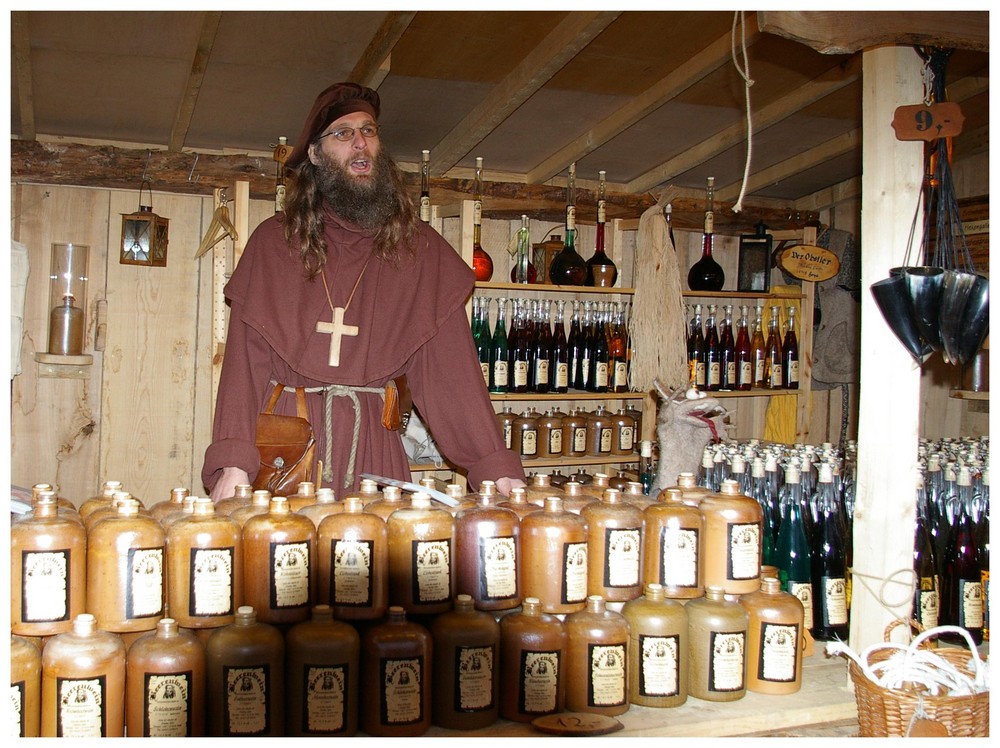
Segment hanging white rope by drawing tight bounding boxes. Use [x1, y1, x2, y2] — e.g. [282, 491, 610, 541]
[731, 10, 755, 214]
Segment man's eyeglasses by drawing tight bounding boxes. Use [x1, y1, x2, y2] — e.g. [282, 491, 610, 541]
[317, 124, 380, 142]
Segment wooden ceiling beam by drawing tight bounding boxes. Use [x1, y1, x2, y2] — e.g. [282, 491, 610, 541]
[11, 11, 35, 141]
[527, 14, 761, 186]
[168, 11, 223, 152]
[757, 10, 989, 54]
[429, 11, 621, 177]
[348, 11, 416, 88]
[627, 53, 862, 195]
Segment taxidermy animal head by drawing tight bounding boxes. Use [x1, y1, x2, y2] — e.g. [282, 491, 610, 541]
[651, 380, 729, 493]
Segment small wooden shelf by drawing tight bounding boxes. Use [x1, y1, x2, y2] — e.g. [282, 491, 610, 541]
[489, 391, 645, 402]
[949, 389, 990, 401]
[682, 290, 806, 300]
[476, 281, 635, 295]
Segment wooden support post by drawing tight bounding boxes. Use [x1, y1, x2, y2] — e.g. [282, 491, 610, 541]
[850, 47, 925, 650]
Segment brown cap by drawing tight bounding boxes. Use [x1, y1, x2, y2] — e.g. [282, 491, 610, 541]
[286, 82, 381, 168]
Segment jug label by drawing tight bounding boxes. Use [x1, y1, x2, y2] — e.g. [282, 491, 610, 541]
[456, 645, 495, 711]
[587, 643, 626, 707]
[599, 427, 612, 453]
[789, 582, 814, 630]
[758, 622, 798, 683]
[820, 576, 848, 626]
[727, 522, 760, 581]
[617, 425, 633, 452]
[917, 584, 939, 629]
[572, 427, 587, 453]
[481, 536, 517, 600]
[413, 539, 452, 604]
[304, 664, 347, 733]
[548, 428, 562, 455]
[638, 634, 680, 697]
[127, 547, 164, 619]
[56, 676, 105, 737]
[13, 680, 25, 736]
[270, 540, 311, 609]
[332, 539, 373, 606]
[144, 671, 192, 737]
[223, 665, 270, 735]
[708, 631, 746, 692]
[189, 547, 234, 617]
[959, 578, 984, 629]
[21, 549, 70, 622]
[659, 526, 699, 588]
[519, 650, 559, 714]
[381, 656, 423, 725]
[521, 429, 537, 456]
[604, 528, 641, 588]
[562, 542, 588, 604]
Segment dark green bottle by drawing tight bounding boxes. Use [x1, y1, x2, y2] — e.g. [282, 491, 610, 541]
[809, 462, 849, 641]
[774, 464, 814, 633]
[489, 298, 509, 394]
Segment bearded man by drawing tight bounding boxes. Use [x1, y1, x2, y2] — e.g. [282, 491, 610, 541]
[203, 82, 525, 500]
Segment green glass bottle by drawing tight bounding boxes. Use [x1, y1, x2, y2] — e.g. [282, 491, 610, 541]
[774, 464, 813, 632]
[489, 298, 509, 393]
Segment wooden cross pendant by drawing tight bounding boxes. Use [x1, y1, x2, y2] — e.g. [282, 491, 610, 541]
[316, 306, 359, 367]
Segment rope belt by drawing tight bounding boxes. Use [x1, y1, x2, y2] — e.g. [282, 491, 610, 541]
[275, 382, 383, 489]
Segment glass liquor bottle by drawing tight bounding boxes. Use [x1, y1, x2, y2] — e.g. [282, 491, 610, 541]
[488, 298, 509, 393]
[665, 202, 676, 248]
[687, 177, 725, 291]
[735, 304, 753, 391]
[774, 465, 814, 632]
[940, 466, 984, 644]
[703, 304, 721, 391]
[532, 299, 552, 393]
[511, 213, 535, 284]
[587, 302, 610, 393]
[687, 303, 706, 389]
[511, 300, 531, 394]
[549, 163, 587, 285]
[275, 136, 287, 213]
[576, 301, 593, 391]
[585, 170, 618, 287]
[567, 299, 582, 390]
[913, 479, 940, 632]
[782, 306, 800, 389]
[473, 296, 492, 388]
[551, 299, 570, 393]
[763, 305, 783, 390]
[610, 302, 629, 393]
[471, 156, 494, 281]
[720, 304, 737, 390]
[809, 462, 849, 641]
[419, 149, 431, 223]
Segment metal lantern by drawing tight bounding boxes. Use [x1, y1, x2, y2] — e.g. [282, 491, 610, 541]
[120, 180, 169, 266]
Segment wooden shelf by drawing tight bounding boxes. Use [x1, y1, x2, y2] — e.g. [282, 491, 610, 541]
[476, 281, 635, 295]
[489, 391, 645, 402]
[682, 290, 806, 300]
[949, 389, 990, 401]
[409, 453, 639, 473]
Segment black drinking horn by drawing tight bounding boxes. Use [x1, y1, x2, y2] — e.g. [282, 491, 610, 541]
[870, 275, 933, 364]
[953, 273, 989, 366]
[902, 266, 945, 352]
[938, 270, 978, 365]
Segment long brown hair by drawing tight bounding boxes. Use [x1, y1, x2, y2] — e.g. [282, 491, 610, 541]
[282, 151, 420, 279]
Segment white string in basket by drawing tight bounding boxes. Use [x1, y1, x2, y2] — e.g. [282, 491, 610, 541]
[827, 625, 989, 697]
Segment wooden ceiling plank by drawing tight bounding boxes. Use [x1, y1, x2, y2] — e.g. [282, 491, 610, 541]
[627, 53, 863, 195]
[757, 10, 989, 54]
[526, 14, 762, 186]
[429, 11, 621, 177]
[349, 11, 417, 88]
[795, 176, 861, 213]
[11, 11, 35, 141]
[169, 11, 223, 152]
[716, 128, 860, 203]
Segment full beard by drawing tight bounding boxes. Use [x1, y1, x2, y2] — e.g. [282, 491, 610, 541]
[315, 148, 400, 231]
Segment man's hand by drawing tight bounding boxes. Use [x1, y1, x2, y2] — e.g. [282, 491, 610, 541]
[495, 477, 527, 498]
[211, 467, 250, 502]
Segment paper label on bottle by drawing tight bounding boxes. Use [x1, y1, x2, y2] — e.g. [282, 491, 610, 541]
[332, 538, 373, 606]
[127, 547, 164, 619]
[918, 582, 939, 629]
[304, 664, 347, 733]
[566, 205, 576, 230]
[613, 361, 628, 388]
[725, 361, 737, 387]
[548, 427, 563, 455]
[638, 634, 680, 697]
[480, 536, 517, 600]
[708, 631, 746, 692]
[659, 526, 699, 588]
[695, 362, 706, 387]
[580, 354, 591, 386]
[617, 425, 634, 452]
[455, 645, 495, 712]
[754, 359, 765, 385]
[789, 582, 814, 630]
[587, 643, 626, 707]
[514, 360, 529, 387]
[420, 196, 431, 222]
[758, 622, 798, 683]
[270, 540, 311, 609]
[597, 200, 606, 223]
[572, 427, 588, 454]
[555, 362, 569, 388]
[821, 576, 848, 626]
[595, 362, 609, 388]
[959, 578, 984, 629]
[769, 363, 783, 388]
[13, 680, 26, 736]
[144, 671, 191, 737]
[223, 666, 270, 735]
[708, 362, 721, 386]
[519, 650, 559, 714]
[413, 539, 452, 603]
[56, 676, 105, 737]
[189, 547, 234, 617]
[521, 428, 537, 456]
[480, 362, 489, 386]
[535, 358, 549, 385]
[739, 361, 753, 386]
[21, 549, 70, 622]
[727, 522, 761, 581]
[493, 360, 508, 388]
[599, 427, 613, 453]
[473, 199, 482, 225]
[787, 359, 799, 384]
[562, 542, 588, 604]
[381, 657, 423, 725]
[604, 527, 641, 587]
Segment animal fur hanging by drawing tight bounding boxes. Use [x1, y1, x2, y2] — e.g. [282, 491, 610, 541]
[628, 200, 688, 392]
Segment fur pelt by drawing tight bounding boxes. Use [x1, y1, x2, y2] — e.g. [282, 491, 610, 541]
[651, 380, 729, 493]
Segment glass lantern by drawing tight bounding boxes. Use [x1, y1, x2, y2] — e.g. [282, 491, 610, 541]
[44, 242, 91, 361]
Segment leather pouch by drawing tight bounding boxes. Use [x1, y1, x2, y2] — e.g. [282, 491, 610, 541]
[254, 384, 316, 495]
[382, 375, 412, 431]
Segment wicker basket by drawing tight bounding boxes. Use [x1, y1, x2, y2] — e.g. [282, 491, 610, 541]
[848, 620, 989, 737]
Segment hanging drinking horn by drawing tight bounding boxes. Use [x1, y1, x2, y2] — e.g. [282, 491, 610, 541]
[870, 275, 933, 365]
[901, 266, 945, 353]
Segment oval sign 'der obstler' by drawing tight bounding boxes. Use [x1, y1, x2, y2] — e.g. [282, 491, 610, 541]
[778, 244, 840, 283]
